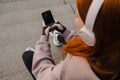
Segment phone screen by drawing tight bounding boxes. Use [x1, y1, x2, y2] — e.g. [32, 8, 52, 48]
[42, 10, 55, 26]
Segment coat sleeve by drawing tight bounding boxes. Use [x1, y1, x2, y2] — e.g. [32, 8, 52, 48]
[62, 28, 78, 42]
[32, 35, 63, 80]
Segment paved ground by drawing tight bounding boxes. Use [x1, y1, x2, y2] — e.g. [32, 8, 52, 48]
[0, 0, 77, 80]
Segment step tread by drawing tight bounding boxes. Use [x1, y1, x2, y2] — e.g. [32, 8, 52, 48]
[0, 5, 74, 27]
[1, 69, 33, 80]
[0, 0, 64, 13]
[0, 0, 27, 3]
[64, 0, 75, 4]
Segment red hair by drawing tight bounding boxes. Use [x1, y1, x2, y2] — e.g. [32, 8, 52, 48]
[62, 0, 120, 80]
[62, 37, 95, 58]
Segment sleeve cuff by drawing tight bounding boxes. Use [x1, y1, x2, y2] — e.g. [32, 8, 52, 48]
[62, 29, 71, 39]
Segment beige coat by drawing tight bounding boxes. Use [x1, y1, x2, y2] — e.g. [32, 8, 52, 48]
[32, 29, 100, 80]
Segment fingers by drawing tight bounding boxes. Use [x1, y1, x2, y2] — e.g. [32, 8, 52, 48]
[45, 27, 51, 36]
[52, 23, 64, 30]
[42, 20, 66, 35]
[42, 27, 47, 35]
[49, 27, 56, 32]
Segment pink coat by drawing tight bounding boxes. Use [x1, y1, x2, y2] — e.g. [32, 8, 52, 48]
[32, 29, 100, 80]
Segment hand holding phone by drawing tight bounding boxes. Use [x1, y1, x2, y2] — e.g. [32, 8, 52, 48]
[41, 10, 66, 46]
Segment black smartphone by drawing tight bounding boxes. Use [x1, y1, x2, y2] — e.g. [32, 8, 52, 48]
[42, 10, 55, 26]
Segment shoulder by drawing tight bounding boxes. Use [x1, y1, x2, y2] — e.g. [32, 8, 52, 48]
[62, 54, 100, 80]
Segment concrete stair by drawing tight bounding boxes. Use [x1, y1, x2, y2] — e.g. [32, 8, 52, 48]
[0, 0, 27, 3]
[0, 0, 76, 80]
[65, 0, 76, 13]
[0, 0, 64, 13]
[0, 5, 74, 27]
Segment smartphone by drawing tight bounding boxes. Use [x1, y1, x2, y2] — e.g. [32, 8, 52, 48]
[42, 10, 55, 26]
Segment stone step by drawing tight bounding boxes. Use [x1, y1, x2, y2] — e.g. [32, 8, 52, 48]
[64, 0, 76, 13]
[0, 0, 64, 14]
[64, 0, 75, 4]
[0, 5, 74, 27]
[0, 4, 76, 78]
[1, 69, 33, 80]
[0, 0, 27, 3]
[0, 40, 36, 79]
[71, 3, 76, 13]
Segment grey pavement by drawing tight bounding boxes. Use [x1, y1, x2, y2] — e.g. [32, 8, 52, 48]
[0, 0, 77, 80]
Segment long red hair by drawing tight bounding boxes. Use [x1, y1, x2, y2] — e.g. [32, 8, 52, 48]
[62, 0, 120, 80]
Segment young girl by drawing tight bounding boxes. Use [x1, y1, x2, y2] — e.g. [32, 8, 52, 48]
[22, 0, 120, 80]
